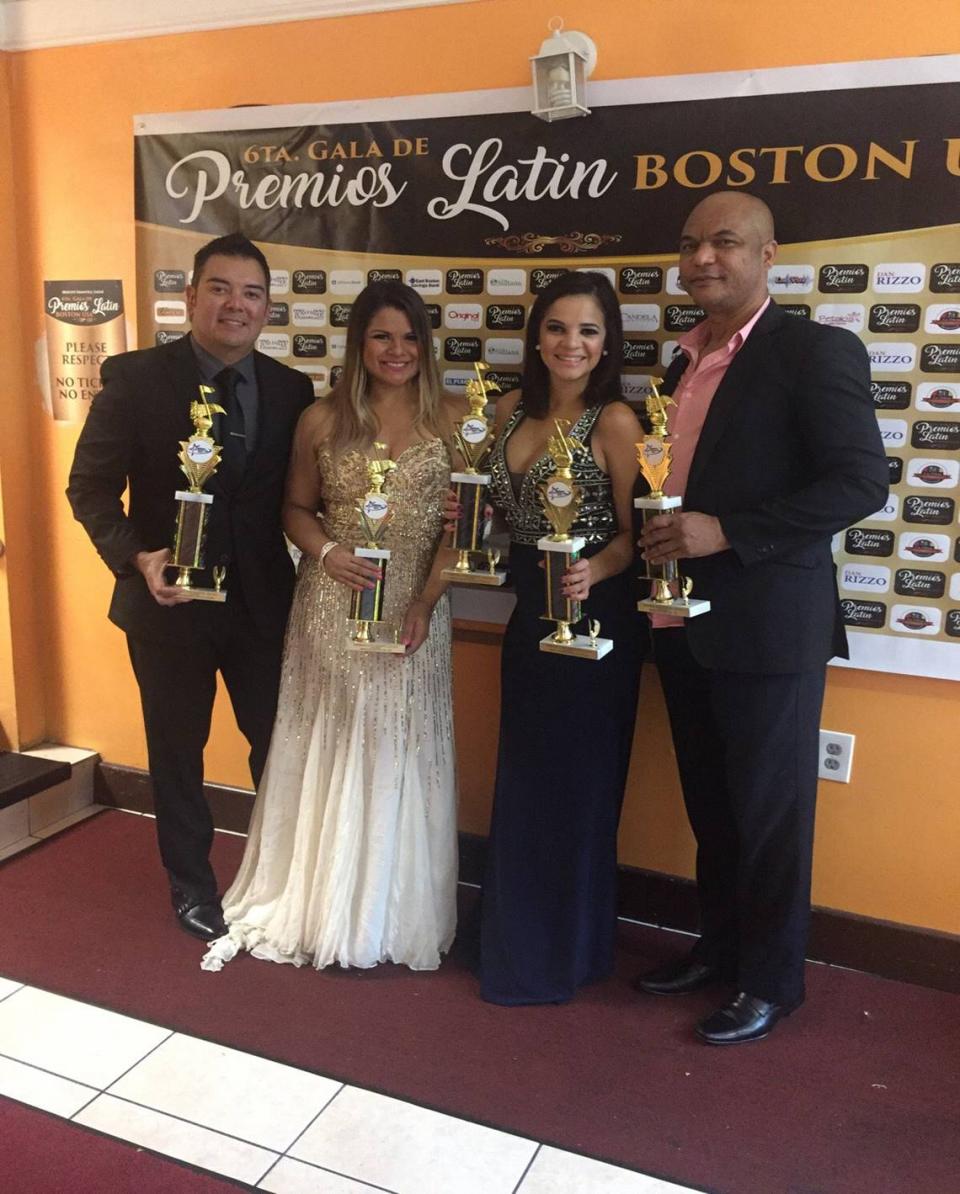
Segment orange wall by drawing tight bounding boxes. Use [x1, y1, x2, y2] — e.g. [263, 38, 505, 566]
[4, 1, 958, 932]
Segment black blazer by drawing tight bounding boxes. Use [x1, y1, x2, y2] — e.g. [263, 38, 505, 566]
[67, 335, 313, 644]
[654, 302, 888, 673]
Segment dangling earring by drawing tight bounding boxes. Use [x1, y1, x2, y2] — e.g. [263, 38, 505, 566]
[602, 349, 608, 356]
[535, 343, 541, 350]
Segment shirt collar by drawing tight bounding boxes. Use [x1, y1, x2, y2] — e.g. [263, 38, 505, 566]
[189, 334, 256, 386]
[679, 296, 771, 366]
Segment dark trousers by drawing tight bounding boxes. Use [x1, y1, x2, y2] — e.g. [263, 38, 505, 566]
[653, 628, 826, 1005]
[127, 603, 284, 903]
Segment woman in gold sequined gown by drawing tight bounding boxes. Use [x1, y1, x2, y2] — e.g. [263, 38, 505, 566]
[202, 282, 460, 973]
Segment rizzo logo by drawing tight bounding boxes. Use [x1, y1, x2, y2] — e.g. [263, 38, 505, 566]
[898, 533, 949, 561]
[917, 384, 960, 410]
[619, 266, 663, 294]
[330, 303, 353, 327]
[840, 599, 886, 628]
[910, 458, 959, 487]
[893, 605, 941, 634]
[930, 263, 960, 293]
[840, 563, 890, 592]
[903, 495, 955, 524]
[293, 270, 326, 294]
[530, 268, 567, 293]
[620, 375, 656, 400]
[293, 334, 326, 357]
[925, 305, 960, 334]
[267, 302, 289, 326]
[815, 304, 864, 332]
[486, 304, 525, 330]
[869, 304, 920, 334]
[921, 344, 960, 372]
[870, 381, 911, 410]
[845, 528, 894, 557]
[446, 269, 484, 294]
[818, 264, 868, 293]
[946, 610, 960, 638]
[766, 265, 814, 294]
[444, 303, 482, 329]
[664, 304, 705, 333]
[895, 568, 946, 597]
[867, 493, 899, 522]
[867, 343, 916, 372]
[911, 421, 960, 451]
[623, 339, 658, 366]
[887, 457, 903, 484]
[779, 303, 811, 319]
[366, 269, 402, 285]
[444, 336, 482, 363]
[154, 269, 186, 293]
[877, 418, 907, 445]
[872, 263, 925, 294]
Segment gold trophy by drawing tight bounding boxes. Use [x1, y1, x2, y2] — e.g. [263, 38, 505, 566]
[169, 384, 228, 601]
[634, 379, 710, 618]
[347, 444, 406, 652]
[537, 419, 613, 660]
[442, 361, 507, 586]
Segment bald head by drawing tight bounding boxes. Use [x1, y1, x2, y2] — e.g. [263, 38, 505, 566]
[686, 191, 775, 244]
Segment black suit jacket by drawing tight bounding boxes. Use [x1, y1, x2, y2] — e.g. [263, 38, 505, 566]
[67, 335, 313, 644]
[654, 302, 888, 673]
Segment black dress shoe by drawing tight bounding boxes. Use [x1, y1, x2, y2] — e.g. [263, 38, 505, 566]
[176, 900, 227, 942]
[633, 956, 722, 995]
[696, 991, 801, 1045]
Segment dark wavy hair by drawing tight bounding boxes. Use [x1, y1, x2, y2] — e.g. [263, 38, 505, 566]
[519, 271, 624, 418]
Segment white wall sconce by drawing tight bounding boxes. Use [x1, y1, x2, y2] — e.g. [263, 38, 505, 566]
[530, 17, 597, 122]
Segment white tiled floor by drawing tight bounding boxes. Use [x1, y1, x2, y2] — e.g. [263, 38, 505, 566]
[0, 975, 700, 1193]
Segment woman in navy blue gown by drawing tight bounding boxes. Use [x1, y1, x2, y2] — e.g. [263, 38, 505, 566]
[479, 271, 642, 1005]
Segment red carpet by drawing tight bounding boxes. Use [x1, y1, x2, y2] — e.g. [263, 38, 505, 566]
[0, 1096, 248, 1192]
[1, 810, 957, 1194]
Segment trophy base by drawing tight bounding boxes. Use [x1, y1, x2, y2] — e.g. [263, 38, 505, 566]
[539, 632, 614, 660]
[346, 622, 406, 653]
[634, 495, 683, 512]
[637, 597, 711, 618]
[441, 565, 507, 586]
[177, 586, 227, 603]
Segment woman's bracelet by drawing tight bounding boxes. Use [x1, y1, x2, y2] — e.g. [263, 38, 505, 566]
[319, 540, 338, 571]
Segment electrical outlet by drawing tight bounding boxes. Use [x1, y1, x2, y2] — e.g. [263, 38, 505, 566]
[818, 730, 855, 784]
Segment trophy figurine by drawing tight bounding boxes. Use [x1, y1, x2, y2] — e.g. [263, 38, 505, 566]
[347, 443, 406, 652]
[634, 378, 710, 618]
[169, 383, 228, 601]
[536, 419, 613, 660]
[442, 361, 507, 586]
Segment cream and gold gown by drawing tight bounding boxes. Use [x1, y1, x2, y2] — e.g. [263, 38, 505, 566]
[202, 439, 458, 972]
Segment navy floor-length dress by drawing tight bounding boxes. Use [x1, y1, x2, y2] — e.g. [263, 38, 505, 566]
[480, 402, 643, 1005]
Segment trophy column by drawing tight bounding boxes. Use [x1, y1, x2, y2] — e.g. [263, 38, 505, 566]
[347, 445, 406, 653]
[169, 384, 228, 602]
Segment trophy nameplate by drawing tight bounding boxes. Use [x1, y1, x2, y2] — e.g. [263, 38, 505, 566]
[347, 445, 406, 652]
[442, 362, 507, 586]
[635, 379, 710, 619]
[536, 420, 613, 660]
[168, 384, 228, 601]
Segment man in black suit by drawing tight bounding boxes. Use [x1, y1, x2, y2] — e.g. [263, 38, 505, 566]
[68, 233, 313, 940]
[634, 192, 888, 1043]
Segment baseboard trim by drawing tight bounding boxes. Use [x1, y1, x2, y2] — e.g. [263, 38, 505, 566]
[97, 762, 959, 995]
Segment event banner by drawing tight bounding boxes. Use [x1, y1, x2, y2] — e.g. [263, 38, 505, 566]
[134, 57, 960, 680]
[43, 280, 126, 421]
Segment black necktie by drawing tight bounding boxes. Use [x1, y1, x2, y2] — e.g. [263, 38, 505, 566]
[215, 366, 246, 487]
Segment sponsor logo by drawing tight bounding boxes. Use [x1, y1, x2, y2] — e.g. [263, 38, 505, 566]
[953, 574, 960, 599]
[778, 303, 811, 319]
[909, 458, 959, 487]
[877, 418, 908, 445]
[840, 563, 890, 593]
[946, 609, 960, 637]
[446, 268, 484, 294]
[664, 304, 705, 333]
[898, 534, 949, 562]
[867, 342, 916, 372]
[903, 495, 955, 525]
[292, 334, 326, 357]
[443, 336, 482, 363]
[484, 337, 524, 366]
[665, 267, 686, 295]
[869, 304, 920, 334]
[330, 365, 344, 387]
[660, 340, 681, 367]
[405, 269, 442, 295]
[328, 334, 346, 359]
[930, 263, 960, 293]
[442, 369, 475, 393]
[844, 528, 894, 557]
[815, 303, 865, 332]
[530, 268, 567, 293]
[872, 263, 925, 294]
[487, 269, 525, 296]
[154, 330, 184, 345]
[911, 420, 960, 451]
[577, 266, 616, 287]
[925, 305, 960, 334]
[266, 302, 289, 326]
[917, 384, 960, 410]
[921, 344, 960, 372]
[622, 338, 658, 366]
[887, 457, 903, 484]
[620, 374, 656, 401]
[154, 269, 186, 293]
[767, 265, 815, 294]
[892, 605, 941, 634]
[444, 303, 482, 330]
[870, 381, 911, 410]
[486, 370, 522, 392]
[269, 270, 289, 295]
[422, 303, 441, 329]
[867, 494, 900, 522]
[153, 299, 186, 325]
[619, 266, 663, 294]
[329, 303, 353, 327]
[486, 303, 525, 330]
[818, 264, 868, 293]
[840, 599, 886, 628]
[256, 333, 290, 357]
[432, 337, 441, 360]
[295, 365, 329, 396]
[291, 302, 327, 327]
[292, 270, 327, 294]
[366, 269, 402, 284]
[620, 304, 661, 332]
[329, 270, 363, 296]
